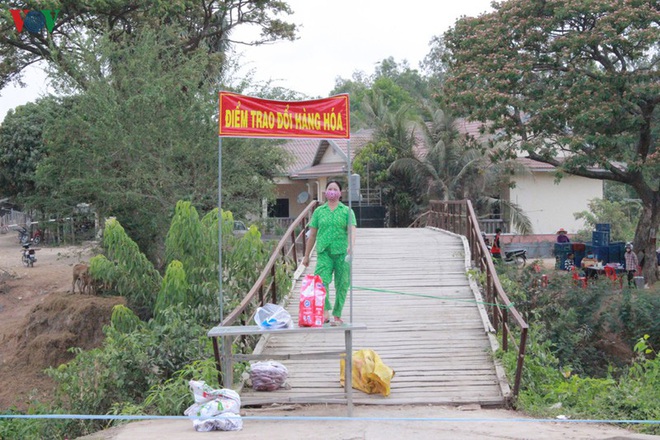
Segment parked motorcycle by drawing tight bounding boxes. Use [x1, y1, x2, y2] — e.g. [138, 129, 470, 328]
[17, 226, 43, 245]
[501, 249, 527, 267]
[17, 226, 29, 244]
[31, 228, 43, 245]
[21, 243, 37, 267]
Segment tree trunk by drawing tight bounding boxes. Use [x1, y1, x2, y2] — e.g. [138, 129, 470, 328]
[633, 193, 660, 285]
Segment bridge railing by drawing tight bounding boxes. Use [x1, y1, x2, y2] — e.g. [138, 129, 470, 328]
[212, 201, 318, 384]
[220, 200, 318, 328]
[411, 200, 528, 400]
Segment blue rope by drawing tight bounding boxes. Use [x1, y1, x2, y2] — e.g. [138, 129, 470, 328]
[1, 414, 659, 424]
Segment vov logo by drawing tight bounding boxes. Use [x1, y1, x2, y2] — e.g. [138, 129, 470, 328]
[10, 9, 61, 34]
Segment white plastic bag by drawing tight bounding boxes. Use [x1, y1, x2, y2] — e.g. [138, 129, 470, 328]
[254, 303, 292, 329]
[249, 361, 288, 391]
[188, 380, 241, 405]
[184, 398, 240, 418]
[186, 380, 243, 432]
[192, 413, 243, 432]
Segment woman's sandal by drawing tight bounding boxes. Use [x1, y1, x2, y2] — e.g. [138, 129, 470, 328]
[331, 317, 343, 326]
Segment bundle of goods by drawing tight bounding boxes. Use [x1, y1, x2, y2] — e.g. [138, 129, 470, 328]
[249, 361, 289, 391]
[340, 349, 395, 397]
[184, 380, 242, 432]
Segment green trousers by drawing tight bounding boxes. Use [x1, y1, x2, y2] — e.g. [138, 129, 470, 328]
[315, 251, 350, 318]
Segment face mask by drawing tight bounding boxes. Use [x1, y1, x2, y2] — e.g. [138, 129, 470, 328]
[325, 189, 340, 202]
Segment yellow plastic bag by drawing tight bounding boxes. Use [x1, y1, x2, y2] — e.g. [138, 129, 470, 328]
[340, 349, 395, 396]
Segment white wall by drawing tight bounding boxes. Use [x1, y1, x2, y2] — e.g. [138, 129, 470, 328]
[510, 173, 603, 234]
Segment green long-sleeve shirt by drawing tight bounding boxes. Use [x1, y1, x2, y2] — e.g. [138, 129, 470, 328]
[309, 202, 356, 255]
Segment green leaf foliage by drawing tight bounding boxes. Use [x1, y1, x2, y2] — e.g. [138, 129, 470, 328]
[27, 29, 288, 260]
[0, 0, 297, 91]
[110, 304, 143, 334]
[574, 198, 641, 243]
[496, 264, 660, 433]
[165, 201, 206, 278]
[101, 217, 162, 318]
[154, 260, 189, 321]
[0, 98, 57, 200]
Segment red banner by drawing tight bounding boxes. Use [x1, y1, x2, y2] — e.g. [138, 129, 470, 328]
[218, 92, 350, 139]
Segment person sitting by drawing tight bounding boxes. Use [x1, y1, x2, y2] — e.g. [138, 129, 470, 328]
[556, 228, 571, 243]
[563, 253, 575, 271]
[581, 254, 599, 279]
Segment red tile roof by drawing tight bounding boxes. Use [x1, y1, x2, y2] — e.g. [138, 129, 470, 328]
[279, 120, 498, 177]
[290, 162, 347, 179]
[515, 157, 557, 171]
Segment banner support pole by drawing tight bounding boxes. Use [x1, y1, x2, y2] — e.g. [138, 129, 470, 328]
[218, 137, 223, 323]
[347, 140, 353, 324]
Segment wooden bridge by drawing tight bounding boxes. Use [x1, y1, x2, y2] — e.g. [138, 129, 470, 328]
[239, 227, 511, 407]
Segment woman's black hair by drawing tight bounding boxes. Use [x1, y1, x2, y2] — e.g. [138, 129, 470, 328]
[326, 180, 342, 191]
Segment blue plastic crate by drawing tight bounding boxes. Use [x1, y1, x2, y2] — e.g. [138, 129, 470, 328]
[592, 245, 610, 263]
[595, 223, 611, 232]
[609, 242, 625, 265]
[554, 243, 573, 255]
[592, 231, 610, 246]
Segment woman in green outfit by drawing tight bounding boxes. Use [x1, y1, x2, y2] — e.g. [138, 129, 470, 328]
[302, 180, 357, 326]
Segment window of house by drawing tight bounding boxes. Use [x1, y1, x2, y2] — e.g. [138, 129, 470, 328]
[268, 198, 290, 218]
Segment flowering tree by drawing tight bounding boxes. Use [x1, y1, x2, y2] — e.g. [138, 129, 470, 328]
[440, 0, 660, 282]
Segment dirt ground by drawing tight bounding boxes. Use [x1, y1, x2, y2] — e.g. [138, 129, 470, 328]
[0, 231, 124, 411]
[1, 232, 658, 440]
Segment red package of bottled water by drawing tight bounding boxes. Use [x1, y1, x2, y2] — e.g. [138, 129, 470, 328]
[298, 274, 326, 327]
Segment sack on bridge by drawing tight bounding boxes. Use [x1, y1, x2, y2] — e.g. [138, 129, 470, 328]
[298, 274, 326, 327]
[340, 349, 395, 397]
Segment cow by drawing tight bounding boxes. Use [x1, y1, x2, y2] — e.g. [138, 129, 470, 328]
[72, 263, 93, 294]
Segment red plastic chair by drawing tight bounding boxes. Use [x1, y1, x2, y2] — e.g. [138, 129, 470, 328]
[604, 266, 623, 289]
[572, 267, 587, 288]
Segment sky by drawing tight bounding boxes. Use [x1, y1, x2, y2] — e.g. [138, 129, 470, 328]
[0, 0, 494, 121]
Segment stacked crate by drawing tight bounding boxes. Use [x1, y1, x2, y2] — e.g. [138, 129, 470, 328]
[553, 224, 622, 268]
[593, 223, 610, 263]
[609, 241, 626, 265]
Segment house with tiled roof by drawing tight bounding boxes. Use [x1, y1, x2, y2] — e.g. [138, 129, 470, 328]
[271, 123, 603, 237]
[270, 129, 375, 223]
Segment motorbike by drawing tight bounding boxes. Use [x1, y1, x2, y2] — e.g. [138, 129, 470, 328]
[17, 226, 29, 244]
[500, 249, 527, 266]
[21, 242, 37, 267]
[17, 226, 43, 245]
[31, 228, 43, 245]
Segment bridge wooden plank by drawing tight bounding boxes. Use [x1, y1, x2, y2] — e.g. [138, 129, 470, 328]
[239, 228, 508, 407]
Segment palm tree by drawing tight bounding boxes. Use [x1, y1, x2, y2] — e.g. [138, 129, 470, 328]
[389, 105, 533, 234]
[360, 91, 421, 226]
